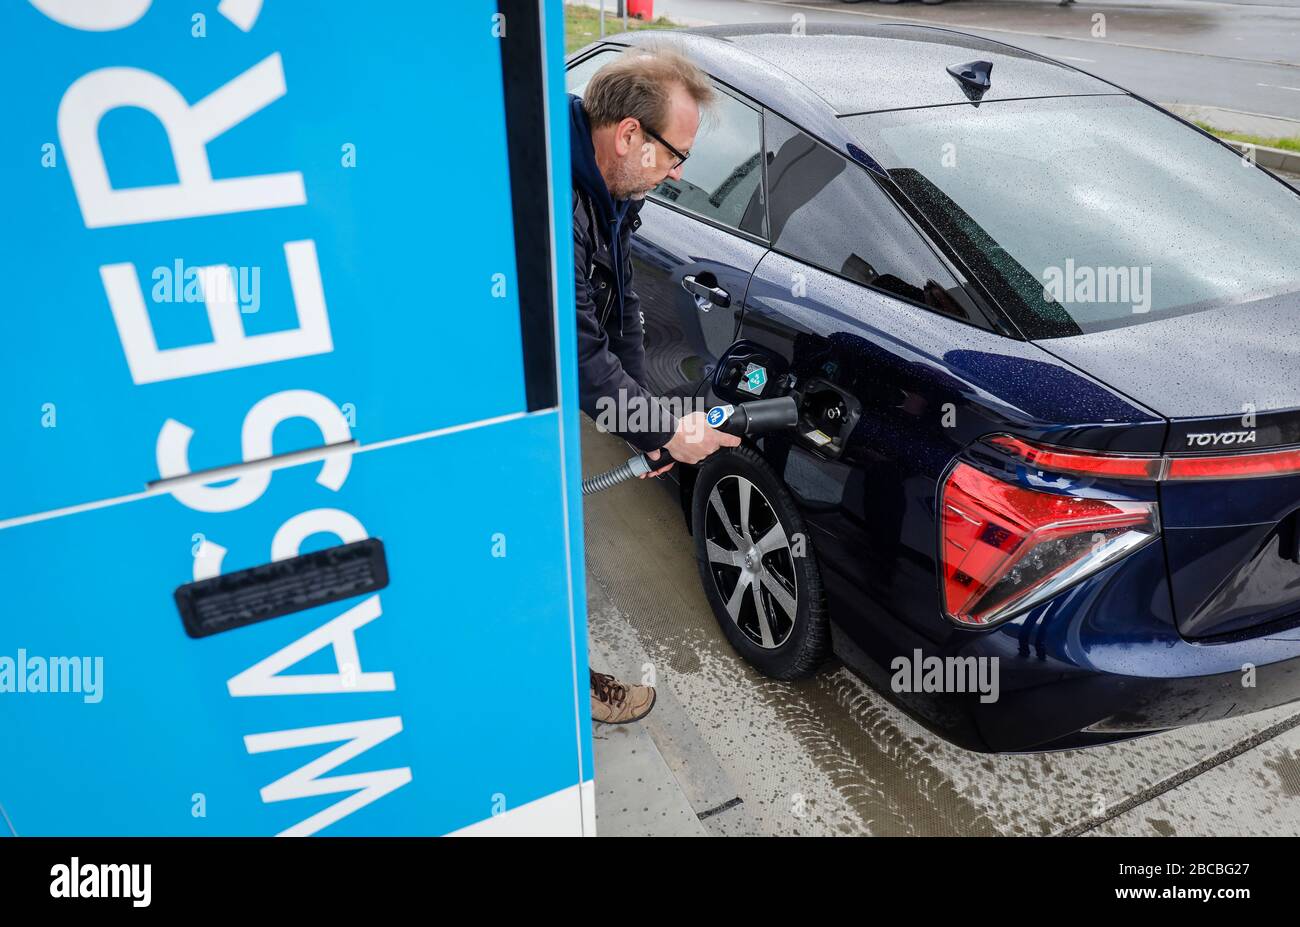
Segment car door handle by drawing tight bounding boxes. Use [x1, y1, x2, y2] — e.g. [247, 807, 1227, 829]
[681, 275, 731, 311]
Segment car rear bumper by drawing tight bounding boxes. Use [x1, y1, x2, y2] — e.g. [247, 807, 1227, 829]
[830, 541, 1300, 752]
[971, 641, 1300, 752]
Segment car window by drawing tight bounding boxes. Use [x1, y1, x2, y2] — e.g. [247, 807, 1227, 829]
[565, 48, 622, 96]
[651, 89, 766, 238]
[764, 112, 967, 316]
[841, 95, 1300, 338]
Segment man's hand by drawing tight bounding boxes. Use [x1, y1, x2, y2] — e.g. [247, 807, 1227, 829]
[663, 410, 741, 465]
[638, 448, 675, 479]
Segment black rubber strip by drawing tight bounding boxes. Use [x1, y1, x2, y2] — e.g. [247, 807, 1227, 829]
[498, 0, 558, 412]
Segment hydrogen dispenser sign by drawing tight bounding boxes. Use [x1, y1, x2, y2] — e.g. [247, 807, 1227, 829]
[0, 1, 594, 836]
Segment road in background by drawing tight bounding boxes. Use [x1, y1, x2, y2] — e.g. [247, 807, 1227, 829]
[616, 0, 1300, 129]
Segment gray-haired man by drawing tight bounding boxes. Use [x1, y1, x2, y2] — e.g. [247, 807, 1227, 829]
[570, 50, 740, 723]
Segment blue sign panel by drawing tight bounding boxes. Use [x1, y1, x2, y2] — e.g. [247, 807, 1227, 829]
[0, 1, 593, 835]
[2, 1, 528, 521]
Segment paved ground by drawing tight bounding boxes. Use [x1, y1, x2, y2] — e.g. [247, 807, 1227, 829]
[582, 418, 1300, 836]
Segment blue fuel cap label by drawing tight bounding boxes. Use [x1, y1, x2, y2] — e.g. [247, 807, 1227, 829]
[741, 363, 767, 395]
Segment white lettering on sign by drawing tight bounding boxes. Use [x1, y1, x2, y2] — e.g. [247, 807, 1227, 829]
[156, 389, 352, 513]
[227, 594, 394, 697]
[244, 717, 412, 837]
[194, 506, 366, 581]
[30, 0, 153, 32]
[55, 13, 411, 836]
[33, 1, 264, 34]
[58, 53, 304, 228]
[217, 0, 264, 32]
[270, 507, 367, 559]
[103, 239, 332, 385]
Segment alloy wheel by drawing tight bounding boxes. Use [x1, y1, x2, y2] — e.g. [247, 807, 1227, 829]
[703, 475, 799, 649]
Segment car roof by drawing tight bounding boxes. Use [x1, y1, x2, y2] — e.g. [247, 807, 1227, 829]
[611, 22, 1122, 119]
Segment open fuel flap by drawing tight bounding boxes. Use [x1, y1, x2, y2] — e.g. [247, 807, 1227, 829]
[711, 340, 861, 459]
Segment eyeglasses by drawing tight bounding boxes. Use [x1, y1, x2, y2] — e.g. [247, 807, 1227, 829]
[639, 122, 689, 170]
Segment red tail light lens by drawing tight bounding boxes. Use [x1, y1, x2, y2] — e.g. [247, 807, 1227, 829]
[1165, 446, 1300, 480]
[985, 434, 1164, 480]
[988, 433, 1300, 482]
[940, 463, 1159, 627]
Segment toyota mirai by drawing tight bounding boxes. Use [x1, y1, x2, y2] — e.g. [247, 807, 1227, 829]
[567, 23, 1300, 752]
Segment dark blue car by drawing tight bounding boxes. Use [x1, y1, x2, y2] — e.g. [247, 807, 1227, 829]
[567, 23, 1300, 752]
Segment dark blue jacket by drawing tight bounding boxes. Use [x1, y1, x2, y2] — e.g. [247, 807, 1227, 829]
[570, 95, 676, 452]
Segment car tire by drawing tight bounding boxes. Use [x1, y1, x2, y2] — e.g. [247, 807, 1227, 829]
[691, 445, 829, 680]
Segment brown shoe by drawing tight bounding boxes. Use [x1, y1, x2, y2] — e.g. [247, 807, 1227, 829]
[590, 669, 656, 724]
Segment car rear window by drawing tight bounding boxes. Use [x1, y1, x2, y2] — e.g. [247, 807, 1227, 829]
[842, 96, 1300, 338]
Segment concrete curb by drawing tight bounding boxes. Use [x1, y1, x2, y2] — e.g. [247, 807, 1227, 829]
[1163, 102, 1300, 174]
[1165, 103, 1300, 138]
[586, 580, 764, 836]
[1219, 140, 1300, 176]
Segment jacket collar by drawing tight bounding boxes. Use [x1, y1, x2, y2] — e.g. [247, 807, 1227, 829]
[569, 95, 629, 236]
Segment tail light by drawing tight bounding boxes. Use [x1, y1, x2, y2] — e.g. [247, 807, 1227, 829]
[939, 462, 1159, 627]
[1164, 446, 1300, 480]
[985, 434, 1164, 480]
[988, 433, 1300, 482]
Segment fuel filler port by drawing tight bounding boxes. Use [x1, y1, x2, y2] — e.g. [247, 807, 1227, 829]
[796, 379, 861, 459]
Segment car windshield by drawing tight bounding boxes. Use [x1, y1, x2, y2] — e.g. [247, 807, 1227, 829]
[842, 95, 1300, 338]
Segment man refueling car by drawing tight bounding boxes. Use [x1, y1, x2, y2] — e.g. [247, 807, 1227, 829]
[569, 49, 742, 723]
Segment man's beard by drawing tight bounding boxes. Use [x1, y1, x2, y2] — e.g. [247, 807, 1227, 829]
[608, 156, 656, 201]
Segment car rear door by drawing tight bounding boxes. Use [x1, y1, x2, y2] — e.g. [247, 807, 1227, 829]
[629, 85, 769, 403]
